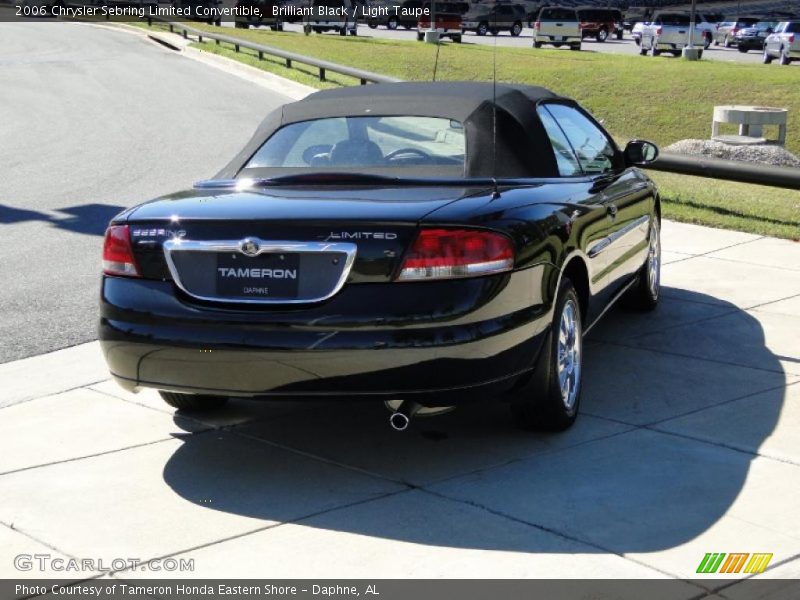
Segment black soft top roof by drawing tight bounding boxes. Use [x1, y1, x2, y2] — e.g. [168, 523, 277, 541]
[217, 82, 575, 179]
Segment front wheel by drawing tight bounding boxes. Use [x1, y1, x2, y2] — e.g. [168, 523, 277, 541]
[510, 22, 522, 36]
[596, 28, 608, 42]
[763, 48, 773, 64]
[703, 33, 712, 49]
[510, 279, 583, 431]
[624, 218, 661, 311]
[476, 22, 488, 36]
[533, 40, 542, 48]
[159, 391, 229, 412]
[387, 16, 398, 30]
[738, 46, 748, 53]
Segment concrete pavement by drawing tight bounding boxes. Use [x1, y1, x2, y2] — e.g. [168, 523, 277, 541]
[1, 220, 798, 590]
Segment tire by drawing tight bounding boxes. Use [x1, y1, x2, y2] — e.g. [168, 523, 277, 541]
[339, 27, 346, 36]
[510, 22, 522, 37]
[159, 391, 228, 412]
[763, 48, 773, 64]
[452, 35, 462, 43]
[313, 27, 322, 33]
[570, 43, 580, 51]
[738, 46, 748, 53]
[780, 47, 791, 65]
[698, 50, 703, 59]
[634, 37, 641, 46]
[703, 33, 712, 49]
[651, 43, 661, 57]
[235, 21, 248, 28]
[476, 21, 488, 36]
[724, 35, 731, 48]
[616, 30, 623, 40]
[490, 28, 499, 36]
[368, 23, 377, 29]
[510, 278, 583, 431]
[639, 44, 647, 55]
[350, 28, 357, 36]
[596, 28, 607, 42]
[387, 16, 398, 30]
[553, 43, 563, 48]
[533, 40, 542, 48]
[624, 218, 661, 311]
[417, 32, 423, 41]
[714, 38, 719, 46]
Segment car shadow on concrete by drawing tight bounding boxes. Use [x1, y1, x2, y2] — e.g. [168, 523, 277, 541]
[0, 203, 126, 236]
[160, 287, 786, 554]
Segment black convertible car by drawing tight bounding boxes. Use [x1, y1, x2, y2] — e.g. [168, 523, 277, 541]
[100, 82, 661, 432]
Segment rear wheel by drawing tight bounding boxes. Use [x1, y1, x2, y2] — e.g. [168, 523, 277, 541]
[368, 22, 377, 28]
[763, 48, 773, 63]
[624, 218, 661, 311]
[417, 31, 424, 41]
[452, 34, 462, 43]
[616, 29, 623, 40]
[159, 392, 228, 412]
[596, 28, 608, 42]
[738, 45, 748, 53]
[387, 16, 398, 30]
[339, 27, 347, 36]
[651, 43, 661, 56]
[703, 33, 712, 49]
[511, 279, 582, 431]
[780, 47, 791, 65]
[476, 21, 488, 36]
[533, 40, 542, 48]
[724, 35, 732, 47]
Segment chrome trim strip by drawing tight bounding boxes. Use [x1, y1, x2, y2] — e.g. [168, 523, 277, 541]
[587, 215, 650, 258]
[162, 238, 358, 305]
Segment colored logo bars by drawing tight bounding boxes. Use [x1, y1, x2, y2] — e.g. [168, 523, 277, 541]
[696, 553, 773, 574]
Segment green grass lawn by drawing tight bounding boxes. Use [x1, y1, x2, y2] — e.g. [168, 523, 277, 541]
[137, 21, 800, 240]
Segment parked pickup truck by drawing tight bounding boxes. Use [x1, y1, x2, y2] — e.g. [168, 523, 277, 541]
[533, 6, 582, 50]
[763, 20, 800, 65]
[417, 1, 463, 41]
[640, 12, 706, 57]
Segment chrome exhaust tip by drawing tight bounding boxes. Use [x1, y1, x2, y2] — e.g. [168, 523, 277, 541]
[389, 412, 410, 431]
[388, 400, 422, 432]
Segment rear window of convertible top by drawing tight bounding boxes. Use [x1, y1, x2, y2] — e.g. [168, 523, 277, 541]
[243, 116, 466, 175]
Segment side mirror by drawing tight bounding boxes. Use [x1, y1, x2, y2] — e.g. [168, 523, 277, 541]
[624, 139, 659, 166]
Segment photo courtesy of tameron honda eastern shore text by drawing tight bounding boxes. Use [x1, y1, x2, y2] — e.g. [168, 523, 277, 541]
[99, 82, 661, 432]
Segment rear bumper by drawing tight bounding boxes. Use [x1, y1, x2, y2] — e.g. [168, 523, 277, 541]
[99, 268, 553, 404]
[534, 35, 581, 44]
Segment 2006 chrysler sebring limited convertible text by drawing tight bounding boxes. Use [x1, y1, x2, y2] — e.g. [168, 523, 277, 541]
[100, 82, 662, 432]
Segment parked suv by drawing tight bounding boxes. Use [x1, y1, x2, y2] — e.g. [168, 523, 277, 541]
[366, 0, 422, 29]
[309, 0, 358, 35]
[417, 1, 463, 41]
[533, 6, 581, 50]
[462, 2, 525, 36]
[735, 21, 778, 52]
[714, 16, 760, 47]
[764, 20, 800, 64]
[234, 0, 284, 29]
[576, 7, 621, 42]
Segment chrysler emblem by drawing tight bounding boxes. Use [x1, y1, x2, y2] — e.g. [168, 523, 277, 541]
[240, 239, 260, 257]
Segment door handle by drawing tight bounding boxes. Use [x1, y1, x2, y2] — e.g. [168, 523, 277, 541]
[607, 204, 618, 218]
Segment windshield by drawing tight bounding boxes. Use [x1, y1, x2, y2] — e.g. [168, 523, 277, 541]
[243, 116, 466, 176]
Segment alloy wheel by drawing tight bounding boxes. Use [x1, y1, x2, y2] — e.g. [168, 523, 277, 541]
[557, 299, 582, 410]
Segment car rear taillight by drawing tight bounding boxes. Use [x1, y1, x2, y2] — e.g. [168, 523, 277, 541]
[534, 21, 540, 30]
[102, 225, 140, 277]
[656, 26, 662, 35]
[397, 228, 514, 281]
[789, 34, 796, 43]
[732, 28, 738, 35]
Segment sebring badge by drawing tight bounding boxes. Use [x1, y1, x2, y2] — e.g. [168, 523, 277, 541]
[240, 239, 260, 257]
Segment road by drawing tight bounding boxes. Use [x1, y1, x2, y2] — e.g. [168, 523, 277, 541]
[0, 21, 290, 363]
[278, 21, 772, 64]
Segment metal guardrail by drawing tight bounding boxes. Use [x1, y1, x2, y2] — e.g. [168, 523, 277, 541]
[147, 18, 401, 85]
[145, 19, 799, 191]
[651, 152, 800, 190]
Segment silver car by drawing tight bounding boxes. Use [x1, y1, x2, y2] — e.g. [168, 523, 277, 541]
[763, 20, 800, 65]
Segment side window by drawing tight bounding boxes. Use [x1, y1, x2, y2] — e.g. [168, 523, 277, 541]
[543, 104, 617, 174]
[536, 107, 582, 177]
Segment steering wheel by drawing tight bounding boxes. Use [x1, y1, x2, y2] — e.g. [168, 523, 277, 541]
[384, 147, 432, 162]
